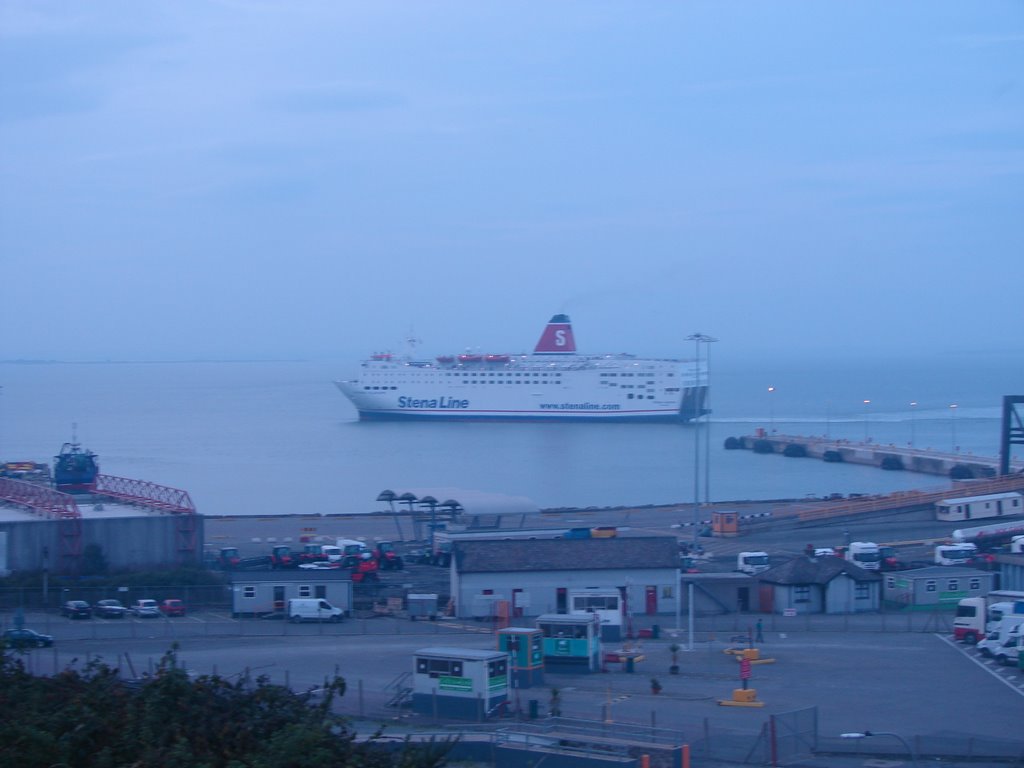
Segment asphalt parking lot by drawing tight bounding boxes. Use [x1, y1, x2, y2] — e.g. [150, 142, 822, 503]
[6, 609, 1023, 747]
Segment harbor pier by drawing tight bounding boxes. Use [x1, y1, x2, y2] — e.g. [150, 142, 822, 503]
[730, 432, 1024, 479]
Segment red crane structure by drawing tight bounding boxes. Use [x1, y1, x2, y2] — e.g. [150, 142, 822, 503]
[0, 474, 197, 570]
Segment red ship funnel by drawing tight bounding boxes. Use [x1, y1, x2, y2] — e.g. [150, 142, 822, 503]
[534, 314, 576, 354]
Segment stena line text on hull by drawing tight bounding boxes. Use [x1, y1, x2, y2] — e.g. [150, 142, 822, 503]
[334, 314, 709, 423]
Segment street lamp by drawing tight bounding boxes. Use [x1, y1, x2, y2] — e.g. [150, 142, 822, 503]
[702, 336, 718, 507]
[767, 387, 775, 433]
[862, 399, 871, 442]
[950, 404, 958, 452]
[840, 731, 918, 767]
[685, 333, 717, 543]
[909, 402, 917, 447]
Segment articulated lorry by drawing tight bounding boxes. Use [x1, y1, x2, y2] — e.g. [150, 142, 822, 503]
[736, 551, 770, 575]
[953, 590, 1024, 644]
[845, 542, 881, 570]
[935, 543, 978, 566]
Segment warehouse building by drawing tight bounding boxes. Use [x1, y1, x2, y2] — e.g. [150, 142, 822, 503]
[449, 536, 680, 620]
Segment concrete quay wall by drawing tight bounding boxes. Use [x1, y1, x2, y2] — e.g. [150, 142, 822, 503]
[735, 433, 1019, 478]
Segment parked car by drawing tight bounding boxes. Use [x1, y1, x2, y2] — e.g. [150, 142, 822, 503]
[298, 561, 342, 570]
[94, 599, 128, 618]
[130, 599, 161, 618]
[2, 628, 54, 648]
[159, 599, 186, 617]
[61, 600, 92, 619]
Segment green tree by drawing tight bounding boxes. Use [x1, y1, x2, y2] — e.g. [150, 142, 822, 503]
[0, 646, 452, 768]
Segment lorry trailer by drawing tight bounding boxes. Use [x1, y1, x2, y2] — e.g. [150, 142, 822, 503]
[953, 592, 1024, 644]
[952, 518, 1024, 549]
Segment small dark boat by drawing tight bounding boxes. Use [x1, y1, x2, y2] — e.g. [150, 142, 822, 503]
[53, 441, 99, 492]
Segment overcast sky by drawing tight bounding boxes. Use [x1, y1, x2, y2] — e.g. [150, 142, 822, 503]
[1, 2, 1021, 365]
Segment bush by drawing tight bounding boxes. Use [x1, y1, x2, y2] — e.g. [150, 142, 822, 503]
[0, 646, 452, 768]
[783, 444, 807, 458]
[752, 439, 775, 454]
[723, 437, 742, 450]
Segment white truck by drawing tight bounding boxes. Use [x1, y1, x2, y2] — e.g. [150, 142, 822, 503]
[736, 551, 770, 575]
[286, 598, 345, 623]
[845, 542, 881, 570]
[953, 591, 1024, 644]
[1011, 535, 1024, 554]
[935, 543, 977, 566]
[978, 616, 1024, 663]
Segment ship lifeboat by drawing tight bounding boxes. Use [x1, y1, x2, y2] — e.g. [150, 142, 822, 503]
[458, 354, 483, 363]
[485, 354, 511, 363]
[436, 355, 455, 364]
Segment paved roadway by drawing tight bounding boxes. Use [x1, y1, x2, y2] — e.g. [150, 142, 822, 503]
[6, 609, 1023, 747]
[204, 498, 965, 571]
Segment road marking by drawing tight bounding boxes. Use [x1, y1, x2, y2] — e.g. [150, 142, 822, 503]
[937, 634, 1024, 698]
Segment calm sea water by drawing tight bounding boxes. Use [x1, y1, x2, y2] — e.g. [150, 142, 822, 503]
[0, 356, 1018, 516]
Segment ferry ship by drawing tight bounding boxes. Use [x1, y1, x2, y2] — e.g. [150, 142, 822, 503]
[334, 315, 708, 422]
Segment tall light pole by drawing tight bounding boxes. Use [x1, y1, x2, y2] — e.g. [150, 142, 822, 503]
[909, 402, 917, 447]
[862, 399, 871, 442]
[950, 404, 958, 452]
[767, 386, 775, 433]
[685, 333, 715, 543]
[702, 336, 718, 506]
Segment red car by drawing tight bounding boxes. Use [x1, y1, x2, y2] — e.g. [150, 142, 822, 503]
[159, 599, 186, 617]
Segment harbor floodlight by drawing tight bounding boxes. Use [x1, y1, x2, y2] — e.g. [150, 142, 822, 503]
[839, 730, 918, 767]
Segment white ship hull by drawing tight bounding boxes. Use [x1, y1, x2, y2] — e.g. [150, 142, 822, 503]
[335, 315, 709, 423]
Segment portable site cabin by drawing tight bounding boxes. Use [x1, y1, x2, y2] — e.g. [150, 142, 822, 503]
[936, 492, 1023, 523]
[496, 627, 544, 687]
[536, 613, 602, 673]
[228, 570, 353, 617]
[412, 647, 510, 720]
[568, 587, 624, 641]
[882, 567, 996, 610]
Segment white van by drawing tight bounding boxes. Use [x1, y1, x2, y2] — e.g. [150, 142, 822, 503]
[287, 598, 345, 623]
[978, 615, 1024, 659]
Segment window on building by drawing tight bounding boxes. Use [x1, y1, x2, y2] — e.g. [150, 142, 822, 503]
[794, 586, 810, 603]
[298, 585, 312, 598]
[855, 583, 870, 600]
[661, 585, 674, 599]
[947, 580, 959, 591]
[925, 580, 937, 593]
[242, 586, 256, 599]
[969, 579, 980, 590]
[886, 577, 895, 589]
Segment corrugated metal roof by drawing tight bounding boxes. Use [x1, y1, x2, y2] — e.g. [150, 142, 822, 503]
[453, 536, 679, 573]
